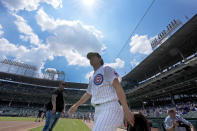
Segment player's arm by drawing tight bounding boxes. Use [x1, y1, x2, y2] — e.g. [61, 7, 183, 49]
[179, 117, 194, 131]
[74, 93, 91, 107]
[166, 127, 174, 131]
[52, 94, 57, 113]
[166, 122, 178, 131]
[164, 117, 178, 131]
[68, 93, 91, 115]
[190, 125, 195, 131]
[63, 95, 66, 114]
[113, 78, 134, 126]
[166, 124, 175, 131]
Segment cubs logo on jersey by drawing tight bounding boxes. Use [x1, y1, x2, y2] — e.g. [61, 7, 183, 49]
[94, 74, 103, 85]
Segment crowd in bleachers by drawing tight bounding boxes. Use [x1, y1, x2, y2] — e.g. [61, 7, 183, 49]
[0, 104, 40, 117]
[133, 102, 197, 118]
[138, 52, 197, 86]
[67, 111, 94, 121]
[0, 102, 95, 121]
[1, 102, 197, 119]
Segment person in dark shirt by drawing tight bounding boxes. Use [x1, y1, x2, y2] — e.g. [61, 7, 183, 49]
[42, 82, 66, 131]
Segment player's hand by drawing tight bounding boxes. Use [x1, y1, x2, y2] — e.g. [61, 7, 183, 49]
[190, 125, 195, 131]
[62, 110, 66, 114]
[124, 109, 135, 127]
[173, 121, 179, 127]
[68, 104, 78, 115]
[62, 110, 66, 117]
[52, 108, 56, 114]
[62, 110, 66, 115]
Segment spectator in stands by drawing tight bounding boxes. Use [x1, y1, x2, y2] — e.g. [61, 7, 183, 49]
[42, 82, 66, 131]
[146, 109, 150, 117]
[164, 109, 194, 131]
[182, 109, 187, 115]
[156, 111, 160, 117]
[191, 104, 197, 111]
[41, 108, 47, 121]
[35, 107, 44, 122]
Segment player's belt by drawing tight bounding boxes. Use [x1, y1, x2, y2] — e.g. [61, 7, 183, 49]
[94, 104, 101, 106]
[93, 100, 118, 107]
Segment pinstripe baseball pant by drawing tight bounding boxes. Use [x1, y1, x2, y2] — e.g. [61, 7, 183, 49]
[92, 101, 124, 131]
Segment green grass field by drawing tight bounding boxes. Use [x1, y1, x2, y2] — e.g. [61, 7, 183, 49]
[0, 116, 35, 121]
[30, 118, 91, 131]
[0, 117, 91, 131]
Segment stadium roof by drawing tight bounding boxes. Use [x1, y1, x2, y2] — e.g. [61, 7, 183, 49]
[0, 71, 88, 89]
[124, 14, 197, 82]
[0, 73, 88, 104]
[126, 55, 197, 107]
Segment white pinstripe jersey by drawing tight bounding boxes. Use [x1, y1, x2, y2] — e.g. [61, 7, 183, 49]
[86, 66, 121, 105]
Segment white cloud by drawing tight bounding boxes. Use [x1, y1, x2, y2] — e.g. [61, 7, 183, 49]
[0, 24, 4, 36]
[36, 8, 105, 66]
[63, 50, 90, 66]
[12, 13, 41, 46]
[85, 71, 94, 80]
[0, 37, 53, 77]
[43, 0, 62, 8]
[129, 34, 153, 55]
[105, 58, 125, 69]
[1, 1, 107, 79]
[130, 59, 140, 68]
[35, 8, 57, 31]
[1, 0, 62, 12]
[0, 13, 48, 76]
[0, 38, 29, 57]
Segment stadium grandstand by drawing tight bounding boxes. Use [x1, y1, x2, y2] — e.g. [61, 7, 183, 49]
[123, 13, 197, 107]
[121, 13, 197, 129]
[0, 59, 92, 117]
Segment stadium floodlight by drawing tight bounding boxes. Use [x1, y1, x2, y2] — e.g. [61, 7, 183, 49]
[0, 59, 37, 76]
[58, 71, 65, 81]
[44, 68, 65, 81]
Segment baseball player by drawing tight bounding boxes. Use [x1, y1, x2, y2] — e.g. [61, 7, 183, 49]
[68, 52, 134, 131]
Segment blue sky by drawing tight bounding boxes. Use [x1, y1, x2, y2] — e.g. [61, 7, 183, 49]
[0, 0, 197, 83]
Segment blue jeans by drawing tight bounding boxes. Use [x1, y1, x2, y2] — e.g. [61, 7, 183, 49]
[42, 110, 61, 131]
